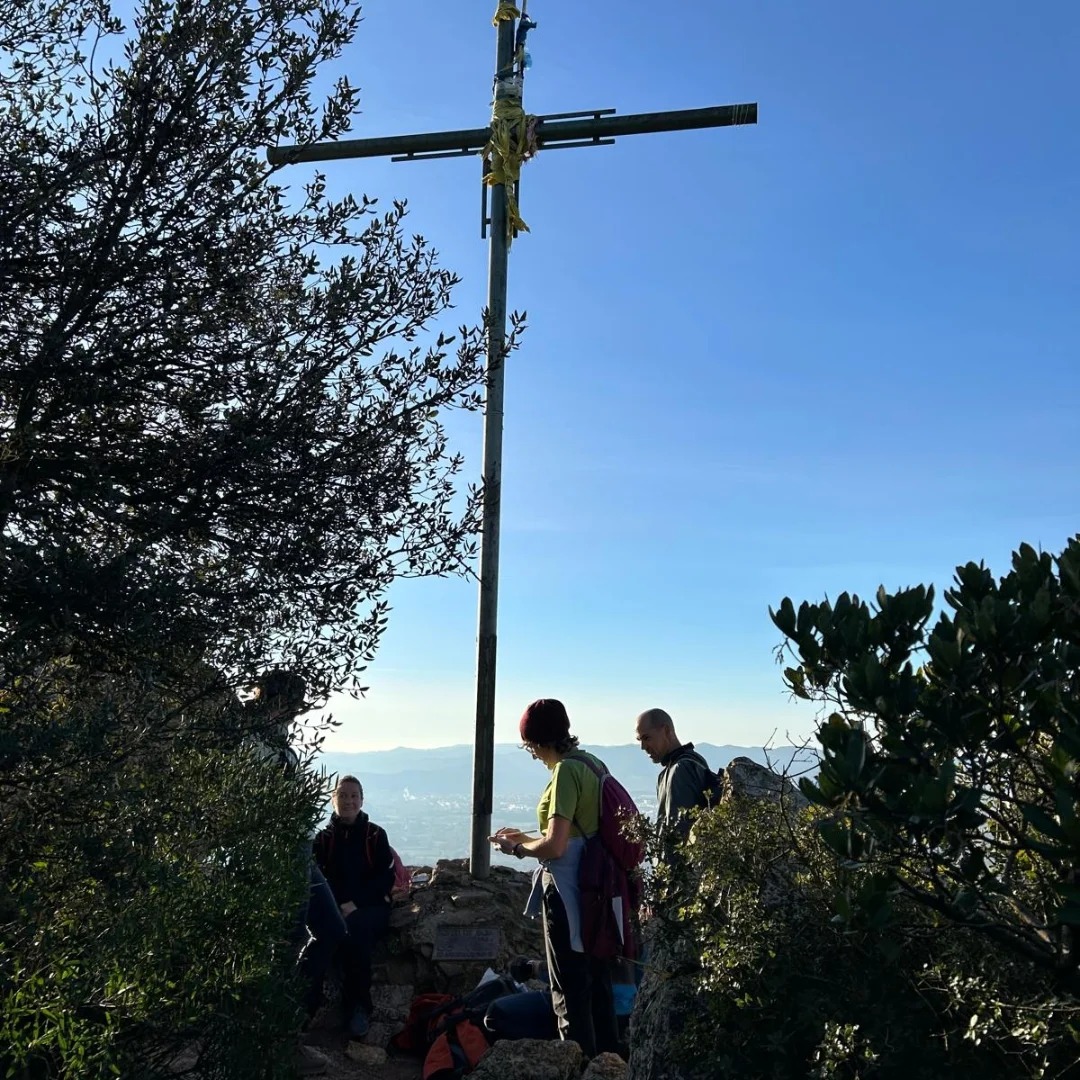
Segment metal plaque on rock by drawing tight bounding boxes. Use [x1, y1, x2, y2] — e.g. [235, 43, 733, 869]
[431, 926, 502, 961]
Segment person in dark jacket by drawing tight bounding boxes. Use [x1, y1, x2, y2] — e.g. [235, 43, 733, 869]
[312, 775, 394, 1038]
[634, 708, 716, 836]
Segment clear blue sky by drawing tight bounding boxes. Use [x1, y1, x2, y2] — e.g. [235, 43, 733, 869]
[305, 0, 1079, 751]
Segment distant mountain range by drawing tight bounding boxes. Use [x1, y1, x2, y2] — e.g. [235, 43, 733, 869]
[318, 742, 816, 806]
[311, 741, 817, 866]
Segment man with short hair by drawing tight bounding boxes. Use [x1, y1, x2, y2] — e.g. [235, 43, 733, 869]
[635, 708, 716, 835]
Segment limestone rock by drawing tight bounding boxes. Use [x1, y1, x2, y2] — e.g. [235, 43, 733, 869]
[370, 982, 414, 1024]
[384, 857, 543, 996]
[723, 755, 809, 809]
[581, 1051, 627, 1080]
[361, 1021, 396, 1049]
[628, 918, 702, 1080]
[344, 1041, 387, 1067]
[470, 1038, 585, 1080]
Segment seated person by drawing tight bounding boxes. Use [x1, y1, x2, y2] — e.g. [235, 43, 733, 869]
[312, 775, 394, 1039]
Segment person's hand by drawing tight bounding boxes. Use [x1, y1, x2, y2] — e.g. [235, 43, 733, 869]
[488, 833, 518, 855]
[340, 900, 357, 917]
[495, 827, 526, 843]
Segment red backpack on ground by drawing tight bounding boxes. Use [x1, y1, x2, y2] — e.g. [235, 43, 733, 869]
[392, 992, 490, 1079]
[568, 752, 645, 961]
[392, 977, 520, 1079]
[421, 1016, 491, 1080]
[393, 993, 455, 1055]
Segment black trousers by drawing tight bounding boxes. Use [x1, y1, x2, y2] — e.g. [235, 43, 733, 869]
[342, 904, 390, 1013]
[541, 882, 618, 1058]
[294, 863, 347, 1018]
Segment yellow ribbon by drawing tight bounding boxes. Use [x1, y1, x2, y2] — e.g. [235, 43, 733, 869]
[482, 97, 538, 243]
[492, 2, 520, 26]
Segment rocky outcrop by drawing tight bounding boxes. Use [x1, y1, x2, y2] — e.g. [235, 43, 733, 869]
[582, 1051, 629, 1079]
[724, 755, 809, 809]
[471, 1038, 585, 1080]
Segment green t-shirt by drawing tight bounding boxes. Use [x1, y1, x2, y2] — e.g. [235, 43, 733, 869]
[536, 750, 603, 839]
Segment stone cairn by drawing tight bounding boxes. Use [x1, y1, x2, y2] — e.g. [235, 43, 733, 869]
[314, 858, 542, 1066]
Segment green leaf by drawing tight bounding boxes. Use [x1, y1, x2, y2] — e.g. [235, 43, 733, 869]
[1021, 803, 1066, 842]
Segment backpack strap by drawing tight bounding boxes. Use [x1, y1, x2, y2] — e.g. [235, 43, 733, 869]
[566, 749, 607, 780]
[565, 751, 606, 838]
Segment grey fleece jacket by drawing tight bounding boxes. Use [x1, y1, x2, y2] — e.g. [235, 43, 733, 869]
[656, 742, 713, 834]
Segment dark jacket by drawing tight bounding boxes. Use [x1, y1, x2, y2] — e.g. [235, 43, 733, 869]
[312, 811, 395, 909]
[656, 742, 713, 835]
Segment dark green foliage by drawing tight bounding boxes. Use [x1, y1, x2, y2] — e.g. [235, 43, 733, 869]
[650, 798, 1080, 1079]
[636, 539, 1080, 1077]
[1, 0, 506, 1074]
[647, 536, 1080, 1077]
[1, 0, 513, 701]
[771, 539, 1080, 976]
[1, 710, 318, 1079]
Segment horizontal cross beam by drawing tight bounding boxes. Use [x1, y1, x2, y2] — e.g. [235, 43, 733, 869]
[267, 102, 757, 166]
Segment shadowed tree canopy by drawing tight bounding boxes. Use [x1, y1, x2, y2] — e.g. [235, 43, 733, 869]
[0, 0, 519, 706]
[0, 2, 521, 1074]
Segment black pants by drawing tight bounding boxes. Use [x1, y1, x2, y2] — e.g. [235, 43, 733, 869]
[342, 904, 390, 1013]
[294, 863, 347, 1018]
[541, 883, 618, 1058]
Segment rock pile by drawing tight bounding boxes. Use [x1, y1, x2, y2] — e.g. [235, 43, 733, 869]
[315, 856, 544, 1049]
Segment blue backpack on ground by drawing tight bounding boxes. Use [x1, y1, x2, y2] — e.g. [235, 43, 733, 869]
[483, 990, 557, 1041]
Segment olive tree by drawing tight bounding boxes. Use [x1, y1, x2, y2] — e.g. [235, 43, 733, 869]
[1, 1, 514, 1074]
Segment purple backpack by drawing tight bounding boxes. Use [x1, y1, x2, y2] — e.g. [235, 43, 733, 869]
[569, 753, 644, 960]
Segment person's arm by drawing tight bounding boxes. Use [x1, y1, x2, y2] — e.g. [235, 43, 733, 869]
[371, 827, 395, 903]
[493, 828, 540, 844]
[518, 815, 571, 861]
[494, 814, 570, 861]
[669, 759, 708, 817]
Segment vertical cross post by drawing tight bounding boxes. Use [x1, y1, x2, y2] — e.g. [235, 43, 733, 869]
[470, 12, 516, 879]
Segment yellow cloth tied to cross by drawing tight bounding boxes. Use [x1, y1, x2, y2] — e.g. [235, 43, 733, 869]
[492, 3, 520, 26]
[483, 97, 537, 244]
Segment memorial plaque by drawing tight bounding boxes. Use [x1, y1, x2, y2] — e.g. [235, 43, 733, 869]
[431, 926, 502, 961]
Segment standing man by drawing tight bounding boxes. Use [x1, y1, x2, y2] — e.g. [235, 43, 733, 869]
[634, 708, 720, 835]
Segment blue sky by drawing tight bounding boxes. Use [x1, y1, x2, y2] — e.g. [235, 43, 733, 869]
[300, 0, 1080, 752]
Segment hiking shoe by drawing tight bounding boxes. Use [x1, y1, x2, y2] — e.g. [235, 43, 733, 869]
[349, 1006, 370, 1039]
[293, 1043, 328, 1076]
